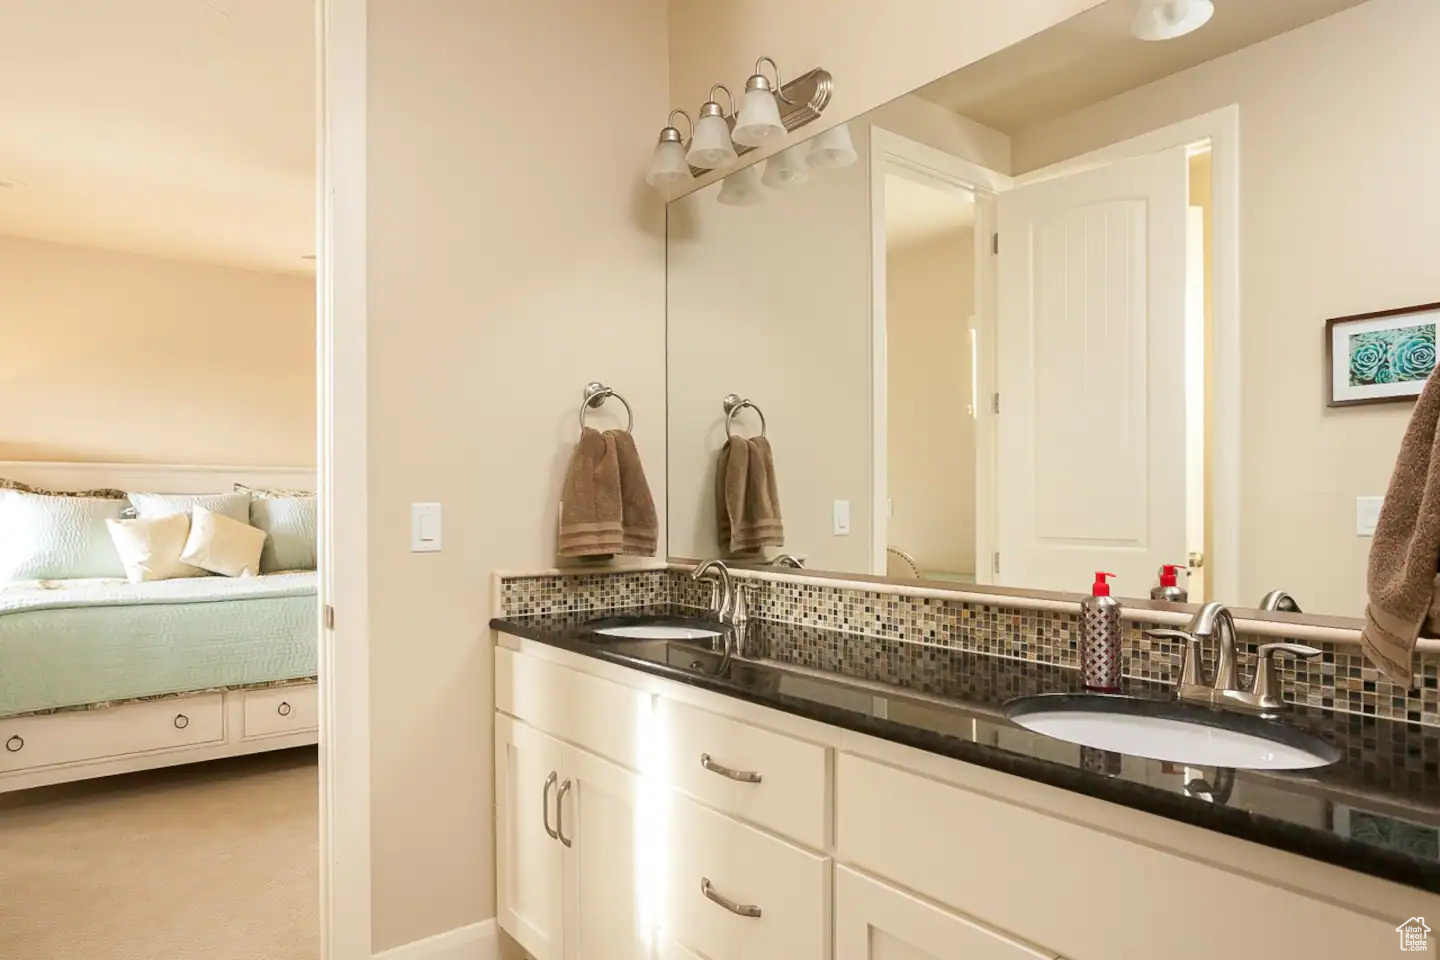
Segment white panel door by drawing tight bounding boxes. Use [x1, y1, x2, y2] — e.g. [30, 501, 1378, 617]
[496, 714, 566, 960]
[996, 147, 1190, 593]
[834, 866, 1056, 960]
[560, 743, 654, 960]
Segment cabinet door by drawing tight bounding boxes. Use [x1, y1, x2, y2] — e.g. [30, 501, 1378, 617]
[835, 867, 1055, 960]
[560, 743, 654, 960]
[497, 714, 566, 960]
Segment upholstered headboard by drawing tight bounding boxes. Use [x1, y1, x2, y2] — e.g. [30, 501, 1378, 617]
[0, 461, 316, 495]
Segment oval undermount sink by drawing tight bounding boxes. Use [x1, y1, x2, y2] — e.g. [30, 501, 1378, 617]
[1004, 694, 1341, 770]
[592, 624, 724, 641]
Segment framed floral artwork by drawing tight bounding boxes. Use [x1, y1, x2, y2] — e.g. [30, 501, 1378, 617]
[1326, 302, 1440, 407]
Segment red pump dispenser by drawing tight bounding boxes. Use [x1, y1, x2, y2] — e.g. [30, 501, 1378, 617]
[1091, 571, 1116, 597]
[1081, 572, 1122, 690]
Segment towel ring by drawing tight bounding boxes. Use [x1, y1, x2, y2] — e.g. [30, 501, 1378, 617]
[723, 394, 767, 438]
[579, 381, 633, 433]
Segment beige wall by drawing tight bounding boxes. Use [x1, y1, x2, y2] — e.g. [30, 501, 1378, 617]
[887, 226, 976, 577]
[1010, 0, 1440, 616]
[0, 234, 314, 466]
[364, 0, 668, 951]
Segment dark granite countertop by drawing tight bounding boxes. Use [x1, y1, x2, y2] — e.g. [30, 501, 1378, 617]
[491, 605, 1440, 893]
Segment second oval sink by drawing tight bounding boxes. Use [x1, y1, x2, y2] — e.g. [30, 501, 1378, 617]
[1004, 694, 1341, 770]
[592, 624, 724, 641]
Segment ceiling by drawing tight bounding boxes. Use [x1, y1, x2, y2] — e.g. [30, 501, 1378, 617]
[884, 174, 974, 250]
[917, 0, 1368, 133]
[0, 0, 314, 275]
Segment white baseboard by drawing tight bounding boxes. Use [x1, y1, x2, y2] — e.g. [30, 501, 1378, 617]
[373, 919, 498, 960]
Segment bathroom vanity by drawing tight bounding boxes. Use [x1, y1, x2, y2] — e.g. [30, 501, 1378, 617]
[492, 600, 1436, 960]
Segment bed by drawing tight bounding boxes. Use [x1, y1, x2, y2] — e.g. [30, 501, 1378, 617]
[0, 461, 320, 792]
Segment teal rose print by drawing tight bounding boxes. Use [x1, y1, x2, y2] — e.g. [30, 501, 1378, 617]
[1348, 324, 1437, 387]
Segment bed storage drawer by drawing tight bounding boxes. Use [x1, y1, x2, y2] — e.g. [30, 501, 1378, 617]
[0, 693, 225, 773]
[242, 683, 319, 739]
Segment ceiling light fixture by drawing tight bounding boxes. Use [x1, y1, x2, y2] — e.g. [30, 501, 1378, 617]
[807, 123, 858, 169]
[716, 165, 764, 207]
[687, 86, 739, 169]
[733, 57, 790, 147]
[1131, 0, 1214, 41]
[761, 145, 810, 189]
[646, 109, 694, 188]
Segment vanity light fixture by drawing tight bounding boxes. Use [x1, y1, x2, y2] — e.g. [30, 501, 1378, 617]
[716, 164, 764, 206]
[732, 57, 790, 147]
[1131, 0, 1214, 41]
[646, 109, 694, 187]
[687, 86, 739, 169]
[806, 122, 858, 169]
[760, 145, 809, 189]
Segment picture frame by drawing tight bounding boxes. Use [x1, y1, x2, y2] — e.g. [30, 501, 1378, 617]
[1326, 302, 1440, 407]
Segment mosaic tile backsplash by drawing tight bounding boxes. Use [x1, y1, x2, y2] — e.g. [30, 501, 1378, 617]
[499, 568, 1440, 728]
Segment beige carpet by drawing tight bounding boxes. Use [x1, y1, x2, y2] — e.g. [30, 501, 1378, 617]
[0, 747, 319, 960]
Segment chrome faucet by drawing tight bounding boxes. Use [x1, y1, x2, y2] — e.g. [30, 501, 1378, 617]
[1258, 590, 1302, 614]
[769, 554, 805, 569]
[692, 559, 739, 624]
[1146, 601, 1321, 717]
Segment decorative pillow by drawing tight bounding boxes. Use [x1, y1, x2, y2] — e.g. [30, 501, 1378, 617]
[0, 478, 128, 499]
[234, 482, 315, 499]
[179, 506, 267, 578]
[0, 490, 128, 580]
[105, 514, 206, 583]
[250, 496, 318, 572]
[129, 492, 251, 525]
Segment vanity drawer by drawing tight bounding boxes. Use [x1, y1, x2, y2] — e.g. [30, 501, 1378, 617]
[0, 694, 224, 774]
[836, 752, 1396, 960]
[242, 683, 319, 739]
[659, 698, 829, 849]
[495, 647, 648, 769]
[667, 795, 830, 960]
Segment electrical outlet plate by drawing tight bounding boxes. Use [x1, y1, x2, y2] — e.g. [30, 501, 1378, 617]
[1356, 496, 1383, 537]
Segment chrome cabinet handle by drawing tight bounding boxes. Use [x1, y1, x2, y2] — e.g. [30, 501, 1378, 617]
[173, 714, 189, 730]
[700, 752, 762, 783]
[277, 701, 292, 717]
[555, 778, 573, 848]
[701, 878, 761, 918]
[5, 735, 22, 753]
[542, 771, 560, 840]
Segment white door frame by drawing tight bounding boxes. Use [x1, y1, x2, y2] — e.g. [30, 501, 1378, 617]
[868, 126, 1012, 579]
[1016, 105, 1240, 605]
[318, 1, 372, 958]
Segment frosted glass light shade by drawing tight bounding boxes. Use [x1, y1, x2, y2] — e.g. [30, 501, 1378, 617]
[807, 122, 857, 169]
[761, 146, 809, 189]
[716, 165, 764, 206]
[687, 113, 737, 168]
[733, 89, 785, 147]
[646, 139, 692, 187]
[1131, 0, 1213, 40]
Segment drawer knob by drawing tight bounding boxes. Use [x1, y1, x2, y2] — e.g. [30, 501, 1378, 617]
[174, 714, 190, 730]
[5, 735, 22, 753]
[701, 878, 762, 918]
[277, 701, 293, 717]
[700, 752, 762, 784]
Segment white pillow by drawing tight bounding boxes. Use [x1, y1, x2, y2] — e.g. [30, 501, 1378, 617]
[250, 496, 318, 572]
[180, 506, 267, 578]
[129, 492, 251, 525]
[105, 514, 207, 583]
[0, 490, 127, 580]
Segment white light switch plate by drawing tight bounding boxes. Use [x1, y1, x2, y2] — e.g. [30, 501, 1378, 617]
[1356, 496, 1383, 537]
[833, 499, 851, 536]
[411, 502, 442, 552]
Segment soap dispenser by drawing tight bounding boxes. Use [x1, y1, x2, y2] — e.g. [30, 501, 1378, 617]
[1150, 564, 1188, 603]
[1081, 572, 1122, 692]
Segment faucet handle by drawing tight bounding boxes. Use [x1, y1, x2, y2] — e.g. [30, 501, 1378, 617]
[1145, 629, 1207, 689]
[1250, 642, 1322, 712]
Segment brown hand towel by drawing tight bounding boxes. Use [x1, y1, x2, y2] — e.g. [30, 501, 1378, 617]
[607, 430, 658, 557]
[558, 428, 624, 558]
[1363, 367, 1440, 685]
[717, 435, 785, 554]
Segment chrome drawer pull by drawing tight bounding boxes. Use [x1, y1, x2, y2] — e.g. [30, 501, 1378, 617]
[542, 771, 560, 840]
[173, 714, 189, 730]
[277, 701, 293, 717]
[5, 735, 22, 753]
[700, 753, 762, 783]
[701, 878, 761, 918]
[555, 778, 573, 848]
